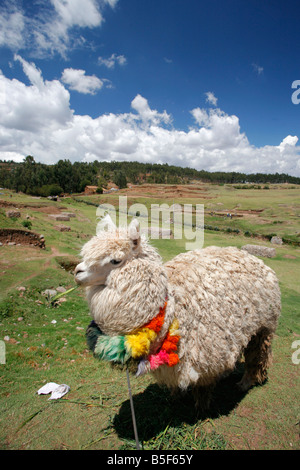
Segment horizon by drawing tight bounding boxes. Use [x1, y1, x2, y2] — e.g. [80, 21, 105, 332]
[1, 156, 299, 183]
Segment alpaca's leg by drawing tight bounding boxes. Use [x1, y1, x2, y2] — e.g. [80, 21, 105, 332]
[238, 328, 273, 391]
[192, 383, 215, 411]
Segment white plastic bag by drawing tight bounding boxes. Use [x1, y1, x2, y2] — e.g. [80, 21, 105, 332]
[37, 382, 70, 400]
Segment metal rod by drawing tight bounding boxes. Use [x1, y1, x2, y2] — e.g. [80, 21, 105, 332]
[126, 367, 140, 450]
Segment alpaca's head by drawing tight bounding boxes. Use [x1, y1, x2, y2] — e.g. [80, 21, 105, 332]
[75, 215, 160, 287]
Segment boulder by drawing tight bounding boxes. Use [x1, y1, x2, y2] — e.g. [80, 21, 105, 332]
[6, 210, 20, 218]
[62, 212, 76, 218]
[56, 286, 66, 293]
[42, 289, 57, 298]
[54, 224, 71, 232]
[271, 236, 283, 245]
[48, 214, 70, 221]
[241, 244, 276, 258]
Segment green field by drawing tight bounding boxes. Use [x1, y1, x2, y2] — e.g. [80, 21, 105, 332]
[0, 184, 299, 450]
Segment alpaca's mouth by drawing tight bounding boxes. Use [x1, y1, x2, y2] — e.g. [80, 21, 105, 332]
[74, 263, 86, 284]
[74, 271, 85, 284]
[74, 263, 107, 286]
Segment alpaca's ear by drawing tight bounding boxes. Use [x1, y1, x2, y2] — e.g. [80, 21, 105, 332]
[96, 213, 116, 235]
[128, 218, 140, 248]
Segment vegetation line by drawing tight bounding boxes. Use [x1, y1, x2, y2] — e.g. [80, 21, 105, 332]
[1, 155, 299, 197]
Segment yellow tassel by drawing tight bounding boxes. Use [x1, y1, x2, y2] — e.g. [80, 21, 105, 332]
[125, 329, 157, 358]
[169, 319, 180, 336]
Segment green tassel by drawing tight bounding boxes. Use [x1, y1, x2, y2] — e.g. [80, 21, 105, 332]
[94, 334, 131, 364]
[86, 321, 103, 352]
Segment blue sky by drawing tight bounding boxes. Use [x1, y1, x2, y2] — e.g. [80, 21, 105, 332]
[0, 0, 299, 175]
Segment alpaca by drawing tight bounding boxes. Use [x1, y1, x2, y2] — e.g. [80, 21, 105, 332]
[75, 216, 281, 408]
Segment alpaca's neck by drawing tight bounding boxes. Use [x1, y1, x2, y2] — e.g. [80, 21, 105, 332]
[86, 258, 172, 336]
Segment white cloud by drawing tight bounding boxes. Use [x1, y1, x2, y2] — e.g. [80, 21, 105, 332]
[0, 56, 72, 133]
[98, 53, 127, 69]
[14, 54, 44, 89]
[131, 94, 172, 126]
[252, 63, 264, 75]
[51, 0, 103, 28]
[61, 68, 103, 94]
[0, 61, 299, 176]
[0, 5, 25, 50]
[0, 0, 119, 58]
[205, 91, 218, 106]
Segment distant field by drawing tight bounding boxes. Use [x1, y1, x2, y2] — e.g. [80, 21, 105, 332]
[0, 184, 299, 450]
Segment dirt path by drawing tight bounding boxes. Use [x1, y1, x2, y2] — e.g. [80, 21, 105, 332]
[8, 245, 72, 289]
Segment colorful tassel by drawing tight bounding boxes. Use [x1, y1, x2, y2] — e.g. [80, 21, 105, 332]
[86, 299, 180, 374]
[135, 358, 151, 377]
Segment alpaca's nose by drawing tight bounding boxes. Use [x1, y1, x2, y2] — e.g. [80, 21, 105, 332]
[74, 262, 86, 283]
[75, 265, 84, 275]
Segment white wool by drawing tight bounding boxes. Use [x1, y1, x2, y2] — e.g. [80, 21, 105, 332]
[76, 221, 281, 393]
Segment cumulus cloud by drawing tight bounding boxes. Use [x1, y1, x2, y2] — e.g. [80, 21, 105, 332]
[205, 91, 218, 106]
[0, 61, 299, 176]
[0, 56, 72, 135]
[98, 53, 127, 69]
[61, 68, 103, 94]
[0, 0, 119, 57]
[131, 94, 172, 126]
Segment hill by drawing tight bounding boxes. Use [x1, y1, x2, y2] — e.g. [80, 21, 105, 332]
[1, 156, 299, 197]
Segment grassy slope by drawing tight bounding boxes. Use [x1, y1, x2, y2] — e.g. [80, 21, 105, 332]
[0, 186, 299, 450]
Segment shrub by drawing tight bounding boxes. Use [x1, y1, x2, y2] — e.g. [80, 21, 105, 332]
[22, 220, 32, 229]
[33, 184, 63, 197]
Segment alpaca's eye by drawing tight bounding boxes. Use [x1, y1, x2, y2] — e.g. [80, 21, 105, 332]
[110, 259, 121, 265]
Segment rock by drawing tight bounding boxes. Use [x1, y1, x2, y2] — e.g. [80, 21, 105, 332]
[4, 336, 17, 344]
[54, 224, 71, 232]
[6, 210, 20, 218]
[17, 286, 26, 291]
[48, 214, 70, 221]
[56, 286, 66, 293]
[42, 289, 57, 298]
[241, 244, 276, 258]
[62, 212, 76, 217]
[271, 236, 283, 245]
[7, 242, 16, 246]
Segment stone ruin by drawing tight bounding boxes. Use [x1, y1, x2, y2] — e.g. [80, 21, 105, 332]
[0, 229, 45, 248]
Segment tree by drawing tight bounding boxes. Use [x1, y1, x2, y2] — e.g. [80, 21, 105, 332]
[113, 170, 127, 189]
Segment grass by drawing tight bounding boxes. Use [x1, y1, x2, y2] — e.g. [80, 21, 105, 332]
[0, 184, 299, 450]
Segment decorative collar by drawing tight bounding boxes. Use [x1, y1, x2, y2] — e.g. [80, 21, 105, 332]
[86, 298, 180, 376]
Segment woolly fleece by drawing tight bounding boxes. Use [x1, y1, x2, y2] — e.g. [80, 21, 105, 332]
[76, 219, 281, 392]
